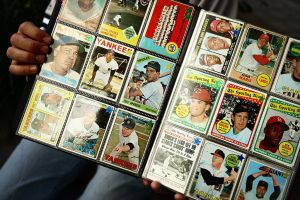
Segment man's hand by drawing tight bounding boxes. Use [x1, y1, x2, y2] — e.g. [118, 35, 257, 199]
[6, 21, 52, 75]
[143, 179, 187, 200]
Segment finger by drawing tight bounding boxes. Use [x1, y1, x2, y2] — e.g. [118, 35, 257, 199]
[9, 61, 38, 75]
[7, 46, 46, 64]
[150, 181, 167, 194]
[143, 179, 151, 186]
[174, 193, 186, 200]
[10, 33, 50, 54]
[18, 21, 52, 44]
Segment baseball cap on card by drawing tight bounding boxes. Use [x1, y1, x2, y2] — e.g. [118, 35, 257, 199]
[144, 61, 161, 72]
[56, 35, 85, 53]
[290, 42, 300, 58]
[191, 88, 211, 104]
[122, 118, 136, 129]
[210, 19, 221, 32]
[266, 116, 289, 131]
[211, 149, 225, 159]
[259, 33, 270, 42]
[233, 104, 249, 115]
[257, 180, 269, 189]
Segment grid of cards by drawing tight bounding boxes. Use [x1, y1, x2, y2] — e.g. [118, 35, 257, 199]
[17, 0, 194, 176]
[17, 0, 300, 198]
[143, 10, 300, 200]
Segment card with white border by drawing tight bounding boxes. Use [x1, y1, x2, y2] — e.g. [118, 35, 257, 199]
[58, 95, 114, 159]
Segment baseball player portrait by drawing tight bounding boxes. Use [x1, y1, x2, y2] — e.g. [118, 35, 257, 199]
[225, 103, 252, 144]
[209, 19, 238, 39]
[242, 166, 280, 200]
[40, 91, 65, 114]
[235, 33, 276, 76]
[41, 35, 85, 80]
[60, 0, 105, 31]
[180, 88, 211, 129]
[274, 42, 300, 100]
[204, 36, 230, 51]
[128, 61, 164, 110]
[259, 116, 289, 153]
[88, 49, 119, 91]
[198, 53, 223, 67]
[193, 149, 237, 199]
[109, 118, 140, 168]
[29, 112, 59, 141]
[65, 108, 100, 149]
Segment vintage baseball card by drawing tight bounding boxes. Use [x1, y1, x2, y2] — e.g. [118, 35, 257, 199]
[40, 23, 94, 88]
[236, 158, 291, 200]
[252, 96, 300, 167]
[188, 141, 246, 200]
[18, 80, 74, 146]
[59, 0, 106, 31]
[272, 38, 300, 102]
[168, 68, 225, 135]
[79, 37, 134, 101]
[209, 81, 266, 149]
[100, 109, 155, 174]
[120, 51, 175, 116]
[184, 10, 244, 76]
[58, 95, 114, 159]
[98, 0, 153, 46]
[229, 24, 286, 90]
[138, 0, 194, 59]
[144, 124, 203, 194]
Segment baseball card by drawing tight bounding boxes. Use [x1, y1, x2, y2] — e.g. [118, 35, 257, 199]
[98, 0, 153, 46]
[100, 109, 155, 174]
[79, 37, 134, 101]
[59, 0, 106, 31]
[252, 96, 300, 167]
[58, 95, 114, 159]
[184, 10, 244, 76]
[138, 0, 194, 59]
[236, 158, 291, 200]
[168, 68, 225, 135]
[272, 38, 300, 102]
[209, 81, 266, 149]
[229, 24, 286, 90]
[188, 141, 246, 200]
[18, 80, 74, 146]
[144, 124, 203, 194]
[120, 51, 175, 116]
[40, 23, 94, 88]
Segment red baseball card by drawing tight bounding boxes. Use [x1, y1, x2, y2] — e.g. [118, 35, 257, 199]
[139, 0, 194, 59]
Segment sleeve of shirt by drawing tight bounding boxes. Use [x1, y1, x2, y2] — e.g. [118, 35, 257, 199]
[200, 168, 225, 185]
[94, 57, 102, 67]
[66, 119, 79, 136]
[112, 60, 119, 70]
[245, 175, 255, 192]
[270, 185, 281, 200]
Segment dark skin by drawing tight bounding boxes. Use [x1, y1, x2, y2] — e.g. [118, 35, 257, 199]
[264, 123, 284, 147]
[6, 22, 52, 75]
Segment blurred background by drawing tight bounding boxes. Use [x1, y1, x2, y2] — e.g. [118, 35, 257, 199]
[0, 0, 299, 198]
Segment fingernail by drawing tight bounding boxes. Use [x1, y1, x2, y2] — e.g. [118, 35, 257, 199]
[40, 45, 49, 53]
[43, 36, 52, 44]
[36, 55, 45, 62]
[30, 66, 38, 73]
